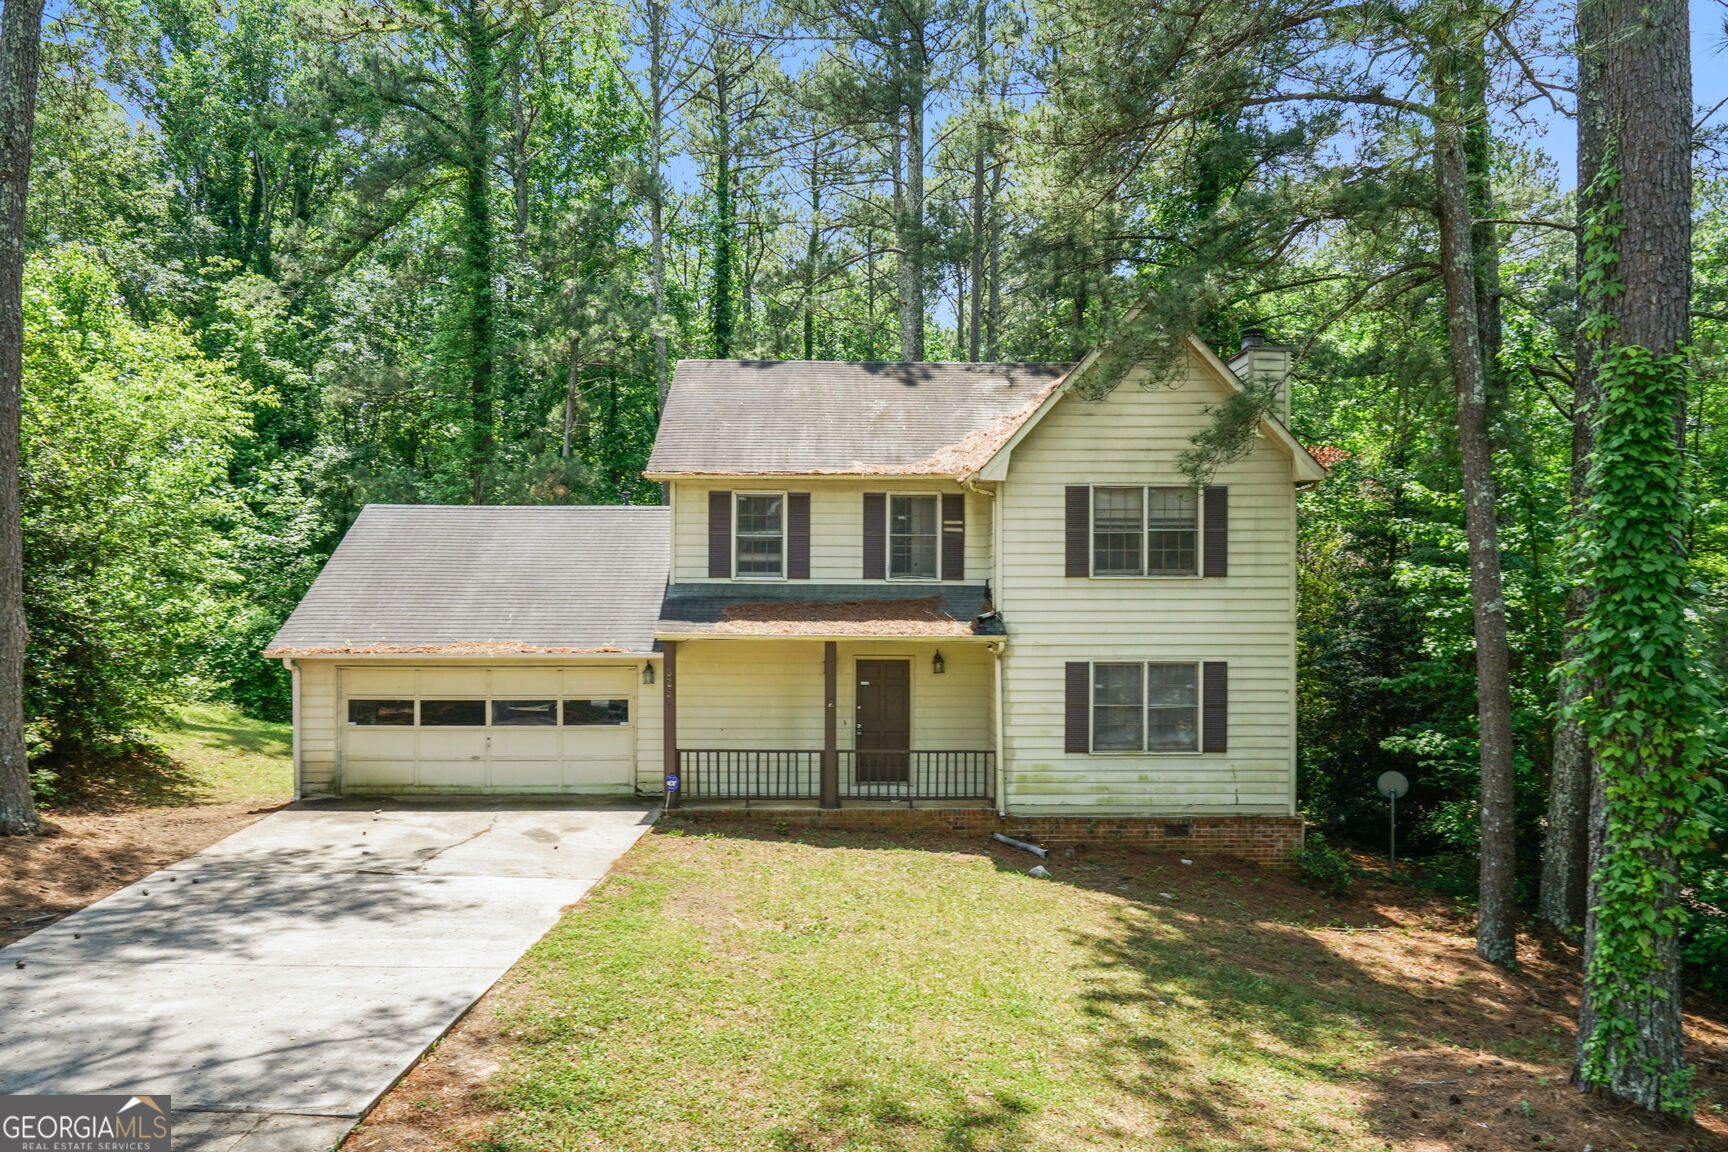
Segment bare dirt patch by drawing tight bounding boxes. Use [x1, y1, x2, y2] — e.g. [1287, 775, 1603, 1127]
[0, 800, 286, 948]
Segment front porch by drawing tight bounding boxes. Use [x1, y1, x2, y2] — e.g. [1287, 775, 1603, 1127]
[656, 633, 1001, 810]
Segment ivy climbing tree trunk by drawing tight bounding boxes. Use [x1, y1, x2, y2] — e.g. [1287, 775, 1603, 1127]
[1570, 0, 1707, 1116]
[0, 0, 43, 837]
[1433, 64, 1519, 968]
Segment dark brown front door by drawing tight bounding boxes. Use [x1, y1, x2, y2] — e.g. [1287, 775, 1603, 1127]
[855, 659, 911, 783]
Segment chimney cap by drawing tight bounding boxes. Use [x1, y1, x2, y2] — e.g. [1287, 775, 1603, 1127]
[1239, 328, 1268, 349]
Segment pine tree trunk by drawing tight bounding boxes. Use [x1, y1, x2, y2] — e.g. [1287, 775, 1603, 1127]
[1571, 0, 1694, 1112]
[460, 0, 496, 505]
[711, 69, 734, 358]
[897, 60, 925, 362]
[1541, 3, 1610, 936]
[0, 0, 44, 837]
[649, 0, 668, 409]
[1434, 102, 1519, 968]
[986, 159, 1001, 360]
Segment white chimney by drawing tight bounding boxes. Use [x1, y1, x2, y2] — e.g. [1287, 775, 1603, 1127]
[1226, 329, 1292, 423]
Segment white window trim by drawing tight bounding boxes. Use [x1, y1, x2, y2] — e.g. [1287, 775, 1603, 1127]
[733, 490, 788, 581]
[1088, 485, 1204, 580]
[1086, 659, 1205, 755]
[886, 491, 943, 582]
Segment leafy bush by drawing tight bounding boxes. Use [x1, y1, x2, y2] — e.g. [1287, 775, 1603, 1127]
[1681, 797, 1728, 995]
[1292, 832, 1353, 895]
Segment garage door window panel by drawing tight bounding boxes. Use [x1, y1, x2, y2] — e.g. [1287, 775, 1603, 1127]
[420, 699, 486, 726]
[564, 699, 629, 725]
[348, 699, 414, 726]
[492, 700, 557, 726]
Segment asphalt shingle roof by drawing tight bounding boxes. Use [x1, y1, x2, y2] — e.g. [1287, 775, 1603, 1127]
[266, 505, 670, 655]
[658, 583, 1004, 637]
[646, 360, 1073, 475]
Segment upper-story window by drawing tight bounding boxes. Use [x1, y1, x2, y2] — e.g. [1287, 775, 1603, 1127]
[1091, 486, 1197, 576]
[734, 493, 785, 577]
[889, 495, 940, 580]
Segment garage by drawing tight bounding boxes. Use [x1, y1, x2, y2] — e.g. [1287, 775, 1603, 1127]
[340, 665, 636, 793]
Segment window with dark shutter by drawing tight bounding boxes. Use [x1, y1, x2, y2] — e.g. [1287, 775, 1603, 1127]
[1203, 485, 1228, 577]
[1065, 662, 1090, 752]
[708, 490, 732, 578]
[941, 493, 965, 580]
[862, 492, 886, 579]
[787, 493, 811, 579]
[1202, 661, 1228, 752]
[1065, 486, 1090, 576]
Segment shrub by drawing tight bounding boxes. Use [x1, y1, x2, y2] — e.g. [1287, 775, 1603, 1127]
[1293, 832, 1353, 895]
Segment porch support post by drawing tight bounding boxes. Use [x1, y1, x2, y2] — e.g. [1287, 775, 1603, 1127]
[662, 641, 680, 808]
[820, 640, 839, 809]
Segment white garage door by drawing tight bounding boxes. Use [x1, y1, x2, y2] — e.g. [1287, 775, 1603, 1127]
[339, 666, 636, 793]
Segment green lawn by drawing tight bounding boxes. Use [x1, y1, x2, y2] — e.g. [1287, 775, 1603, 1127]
[148, 702, 294, 804]
[439, 825, 1582, 1152]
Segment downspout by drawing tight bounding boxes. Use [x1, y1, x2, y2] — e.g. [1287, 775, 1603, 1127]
[963, 474, 1008, 816]
[988, 640, 1005, 816]
[282, 657, 302, 801]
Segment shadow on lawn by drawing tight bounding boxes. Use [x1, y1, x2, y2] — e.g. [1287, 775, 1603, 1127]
[767, 1076, 1037, 1152]
[662, 820, 1728, 1150]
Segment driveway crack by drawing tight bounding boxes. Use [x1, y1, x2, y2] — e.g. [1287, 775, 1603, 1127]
[407, 816, 499, 871]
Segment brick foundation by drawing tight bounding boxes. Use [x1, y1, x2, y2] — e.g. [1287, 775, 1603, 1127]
[662, 806, 1305, 871]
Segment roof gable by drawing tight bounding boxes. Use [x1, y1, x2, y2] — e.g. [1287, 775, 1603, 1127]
[970, 336, 1329, 484]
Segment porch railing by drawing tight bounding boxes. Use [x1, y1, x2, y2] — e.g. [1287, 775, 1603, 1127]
[676, 749, 995, 805]
[676, 749, 821, 800]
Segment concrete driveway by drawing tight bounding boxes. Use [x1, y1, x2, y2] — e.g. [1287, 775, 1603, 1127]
[0, 800, 657, 1150]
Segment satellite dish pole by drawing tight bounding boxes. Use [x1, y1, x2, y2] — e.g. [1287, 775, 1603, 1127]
[1377, 771, 1409, 875]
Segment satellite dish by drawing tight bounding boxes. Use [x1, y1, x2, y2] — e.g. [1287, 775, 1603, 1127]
[1377, 770, 1409, 800]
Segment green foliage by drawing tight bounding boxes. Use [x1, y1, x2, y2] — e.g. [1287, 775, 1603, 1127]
[21, 249, 251, 758]
[1292, 832, 1353, 895]
[1178, 379, 1282, 487]
[1567, 164, 1724, 1114]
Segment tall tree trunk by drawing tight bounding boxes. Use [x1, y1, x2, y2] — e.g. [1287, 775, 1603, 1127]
[1571, 0, 1695, 1113]
[648, 0, 668, 409]
[1433, 92, 1518, 968]
[986, 159, 1001, 360]
[0, 0, 43, 837]
[897, 63, 926, 362]
[561, 344, 582, 461]
[969, 146, 984, 362]
[460, 0, 496, 505]
[711, 68, 734, 358]
[1540, 0, 1609, 938]
[805, 170, 819, 360]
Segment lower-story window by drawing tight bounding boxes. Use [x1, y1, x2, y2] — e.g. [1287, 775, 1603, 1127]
[1090, 662, 1199, 752]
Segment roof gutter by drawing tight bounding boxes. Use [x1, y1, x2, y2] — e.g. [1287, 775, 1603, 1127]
[652, 631, 1004, 644]
[262, 650, 660, 661]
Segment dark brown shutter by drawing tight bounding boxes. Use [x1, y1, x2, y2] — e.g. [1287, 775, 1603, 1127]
[1203, 485, 1228, 577]
[862, 492, 886, 579]
[1065, 486, 1090, 577]
[787, 493, 811, 578]
[1202, 661, 1228, 752]
[1065, 662, 1090, 753]
[941, 493, 965, 580]
[708, 491, 732, 578]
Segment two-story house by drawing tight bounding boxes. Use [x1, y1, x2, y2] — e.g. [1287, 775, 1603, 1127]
[267, 333, 1326, 856]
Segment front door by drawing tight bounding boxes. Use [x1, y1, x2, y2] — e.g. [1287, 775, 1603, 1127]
[855, 659, 911, 783]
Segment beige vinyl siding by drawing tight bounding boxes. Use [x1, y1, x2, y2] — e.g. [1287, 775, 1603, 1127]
[634, 659, 663, 793]
[298, 659, 339, 796]
[670, 638, 992, 751]
[670, 479, 991, 584]
[996, 351, 1298, 815]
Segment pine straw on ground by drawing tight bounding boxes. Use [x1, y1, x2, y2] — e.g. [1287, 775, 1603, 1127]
[0, 703, 292, 949]
[347, 823, 1728, 1152]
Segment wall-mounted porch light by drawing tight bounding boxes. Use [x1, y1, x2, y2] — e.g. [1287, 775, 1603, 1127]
[643, 662, 655, 685]
[932, 650, 946, 675]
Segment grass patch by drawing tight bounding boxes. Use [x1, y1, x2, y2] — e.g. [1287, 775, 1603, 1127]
[37, 702, 292, 811]
[462, 832, 1429, 1151]
[148, 702, 293, 803]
